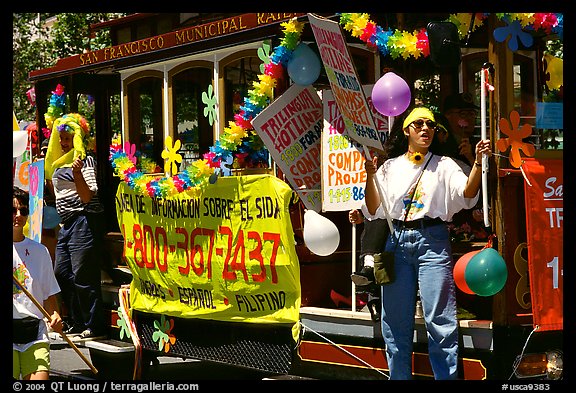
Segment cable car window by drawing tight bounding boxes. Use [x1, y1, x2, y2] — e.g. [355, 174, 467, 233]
[223, 54, 260, 123]
[171, 66, 213, 171]
[125, 73, 164, 170]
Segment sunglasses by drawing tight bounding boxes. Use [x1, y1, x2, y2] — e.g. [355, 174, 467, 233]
[410, 119, 437, 130]
[13, 206, 29, 216]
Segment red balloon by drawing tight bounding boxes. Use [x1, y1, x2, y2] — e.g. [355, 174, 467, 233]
[454, 250, 480, 295]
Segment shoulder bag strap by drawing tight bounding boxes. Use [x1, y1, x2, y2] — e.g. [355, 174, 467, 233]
[388, 154, 433, 248]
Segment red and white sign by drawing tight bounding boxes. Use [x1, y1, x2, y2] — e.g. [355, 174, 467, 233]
[308, 13, 383, 152]
[522, 158, 563, 331]
[251, 84, 323, 212]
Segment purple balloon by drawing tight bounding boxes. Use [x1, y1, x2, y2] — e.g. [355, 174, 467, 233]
[371, 72, 411, 116]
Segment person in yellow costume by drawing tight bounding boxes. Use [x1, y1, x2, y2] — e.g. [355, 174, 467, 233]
[44, 113, 90, 180]
[44, 112, 106, 340]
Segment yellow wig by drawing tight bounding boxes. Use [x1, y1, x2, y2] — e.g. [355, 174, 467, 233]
[44, 113, 90, 180]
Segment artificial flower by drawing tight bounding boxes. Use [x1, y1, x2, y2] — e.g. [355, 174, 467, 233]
[496, 110, 535, 168]
[161, 136, 182, 176]
[407, 151, 425, 166]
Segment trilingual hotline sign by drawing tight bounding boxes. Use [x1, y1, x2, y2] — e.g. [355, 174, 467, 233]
[308, 13, 383, 152]
[252, 84, 323, 212]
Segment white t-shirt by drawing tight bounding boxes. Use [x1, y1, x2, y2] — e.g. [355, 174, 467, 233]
[13, 237, 60, 351]
[363, 152, 479, 223]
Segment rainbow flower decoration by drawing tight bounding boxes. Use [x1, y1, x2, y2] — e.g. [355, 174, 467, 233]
[152, 315, 176, 353]
[44, 84, 67, 132]
[339, 13, 562, 59]
[110, 17, 304, 197]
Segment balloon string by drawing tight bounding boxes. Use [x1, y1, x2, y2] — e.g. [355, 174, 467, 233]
[518, 162, 532, 187]
[485, 234, 495, 249]
[363, 146, 394, 234]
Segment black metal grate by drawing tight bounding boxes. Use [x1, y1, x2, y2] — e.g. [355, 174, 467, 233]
[135, 311, 294, 374]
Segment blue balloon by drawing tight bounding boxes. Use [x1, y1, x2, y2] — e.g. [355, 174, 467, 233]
[287, 43, 321, 86]
[464, 248, 508, 297]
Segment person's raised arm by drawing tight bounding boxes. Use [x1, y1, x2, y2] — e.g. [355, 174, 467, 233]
[72, 158, 95, 204]
[464, 139, 491, 198]
[364, 156, 381, 215]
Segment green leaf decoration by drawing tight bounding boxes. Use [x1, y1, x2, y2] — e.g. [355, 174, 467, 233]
[201, 84, 218, 126]
[152, 315, 170, 351]
[258, 40, 271, 73]
[116, 307, 131, 340]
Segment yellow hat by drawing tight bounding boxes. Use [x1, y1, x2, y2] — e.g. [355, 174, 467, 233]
[402, 107, 435, 129]
[44, 113, 90, 179]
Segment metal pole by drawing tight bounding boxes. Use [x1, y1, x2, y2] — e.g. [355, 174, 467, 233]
[480, 66, 490, 227]
[351, 223, 357, 312]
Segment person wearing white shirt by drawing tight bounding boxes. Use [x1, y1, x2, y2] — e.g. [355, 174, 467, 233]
[362, 106, 491, 380]
[13, 186, 63, 380]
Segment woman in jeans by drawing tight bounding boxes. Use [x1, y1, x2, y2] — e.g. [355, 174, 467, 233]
[362, 106, 491, 379]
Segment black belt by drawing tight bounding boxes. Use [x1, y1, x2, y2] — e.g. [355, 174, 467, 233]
[393, 217, 444, 229]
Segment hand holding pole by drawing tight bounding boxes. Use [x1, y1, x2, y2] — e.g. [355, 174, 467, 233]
[363, 146, 394, 233]
[13, 274, 98, 375]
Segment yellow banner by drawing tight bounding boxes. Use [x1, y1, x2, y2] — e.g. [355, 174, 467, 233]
[116, 175, 301, 325]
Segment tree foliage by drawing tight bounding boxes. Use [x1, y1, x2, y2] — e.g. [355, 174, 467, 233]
[13, 13, 124, 123]
[13, 13, 55, 122]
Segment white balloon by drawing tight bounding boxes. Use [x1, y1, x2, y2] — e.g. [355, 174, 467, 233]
[303, 210, 340, 256]
[13, 131, 28, 157]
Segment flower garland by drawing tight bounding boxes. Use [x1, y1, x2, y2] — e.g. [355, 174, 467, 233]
[338, 13, 563, 60]
[109, 18, 304, 198]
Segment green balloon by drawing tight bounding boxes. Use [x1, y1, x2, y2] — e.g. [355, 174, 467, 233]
[464, 248, 508, 296]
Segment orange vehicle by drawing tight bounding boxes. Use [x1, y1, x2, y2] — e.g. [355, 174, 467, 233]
[27, 12, 563, 380]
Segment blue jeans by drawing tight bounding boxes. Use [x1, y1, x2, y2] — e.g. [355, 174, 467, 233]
[380, 223, 458, 380]
[55, 213, 105, 334]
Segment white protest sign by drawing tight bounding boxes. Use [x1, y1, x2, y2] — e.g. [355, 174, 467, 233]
[308, 13, 383, 152]
[251, 84, 323, 212]
[322, 85, 389, 212]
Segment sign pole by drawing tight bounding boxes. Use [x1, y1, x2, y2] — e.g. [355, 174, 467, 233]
[351, 223, 357, 312]
[480, 64, 490, 227]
